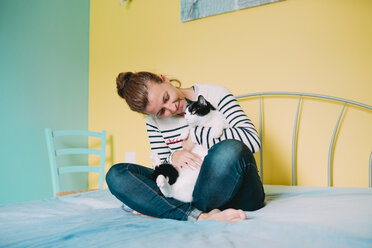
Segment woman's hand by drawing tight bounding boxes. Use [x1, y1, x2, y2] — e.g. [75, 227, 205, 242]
[182, 133, 196, 151]
[171, 150, 202, 170]
[171, 133, 202, 170]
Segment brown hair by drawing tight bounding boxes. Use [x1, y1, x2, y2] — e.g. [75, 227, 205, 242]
[116, 71, 181, 114]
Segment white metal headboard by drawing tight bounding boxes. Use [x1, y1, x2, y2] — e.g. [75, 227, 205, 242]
[236, 92, 372, 187]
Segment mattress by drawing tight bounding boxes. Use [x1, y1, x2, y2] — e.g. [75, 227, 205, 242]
[1, 185, 371, 248]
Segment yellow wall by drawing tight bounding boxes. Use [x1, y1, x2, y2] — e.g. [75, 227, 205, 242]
[89, 0, 372, 187]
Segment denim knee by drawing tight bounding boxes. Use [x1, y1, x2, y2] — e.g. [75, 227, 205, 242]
[206, 140, 255, 175]
[106, 163, 130, 189]
[209, 139, 251, 161]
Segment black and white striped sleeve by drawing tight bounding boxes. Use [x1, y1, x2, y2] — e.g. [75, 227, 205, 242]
[146, 122, 172, 163]
[191, 88, 261, 153]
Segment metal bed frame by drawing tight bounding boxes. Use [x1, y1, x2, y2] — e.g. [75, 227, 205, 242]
[236, 92, 372, 187]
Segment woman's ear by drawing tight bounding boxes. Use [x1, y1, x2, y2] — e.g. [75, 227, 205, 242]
[159, 74, 169, 83]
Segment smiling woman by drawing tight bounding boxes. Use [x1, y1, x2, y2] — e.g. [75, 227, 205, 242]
[110, 71, 263, 222]
[145, 77, 192, 117]
[116, 71, 184, 116]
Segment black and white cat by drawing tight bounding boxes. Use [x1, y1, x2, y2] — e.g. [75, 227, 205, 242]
[151, 95, 229, 202]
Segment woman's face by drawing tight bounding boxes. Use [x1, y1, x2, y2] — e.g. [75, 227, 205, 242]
[145, 78, 186, 118]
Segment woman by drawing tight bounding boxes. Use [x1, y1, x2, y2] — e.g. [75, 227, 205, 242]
[106, 71, 265, 222]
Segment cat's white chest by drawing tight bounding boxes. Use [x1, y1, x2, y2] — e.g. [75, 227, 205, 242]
[169, 167, 200, 202]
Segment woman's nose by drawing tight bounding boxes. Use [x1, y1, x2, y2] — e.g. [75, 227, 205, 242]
[166, 101, 177, 113]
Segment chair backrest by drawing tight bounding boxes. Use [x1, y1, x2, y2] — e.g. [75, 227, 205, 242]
[44, 128, 107, 196]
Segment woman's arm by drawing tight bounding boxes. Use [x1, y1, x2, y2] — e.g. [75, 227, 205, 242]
[146, 121, 172, 167]
[190, 87, 261, 153]
[147, 121, 202, 169]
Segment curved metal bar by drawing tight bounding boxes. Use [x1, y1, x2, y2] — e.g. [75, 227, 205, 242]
[236, 92, 372, 110]
[259, 96, 263, 180]
[292, 96, 302, 186]
[328, 103, 347, 187]
[236, 92, 372, 187]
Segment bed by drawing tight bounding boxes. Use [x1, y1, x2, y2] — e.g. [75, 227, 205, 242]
[1, 186, 371, 247]
[1, 92, 371, 247]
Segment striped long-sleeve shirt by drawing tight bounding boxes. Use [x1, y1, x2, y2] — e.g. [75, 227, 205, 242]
[146, 84, 260, 168]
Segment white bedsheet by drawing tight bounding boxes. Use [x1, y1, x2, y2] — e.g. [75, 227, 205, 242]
[1, 185, 371, 247]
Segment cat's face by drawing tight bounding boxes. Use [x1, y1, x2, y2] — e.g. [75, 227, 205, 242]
[184, 95, 216, 125]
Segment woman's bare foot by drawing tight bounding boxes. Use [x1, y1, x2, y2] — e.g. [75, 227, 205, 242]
[197, 208, 246, 223]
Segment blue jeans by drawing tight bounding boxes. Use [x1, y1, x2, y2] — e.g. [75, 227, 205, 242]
[106, 140, 265, 221]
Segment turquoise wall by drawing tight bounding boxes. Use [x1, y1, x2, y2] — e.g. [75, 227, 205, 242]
[0, 0, 90, 203]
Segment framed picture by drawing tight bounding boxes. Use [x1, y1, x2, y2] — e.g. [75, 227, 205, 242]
[181, 0, 281, 22]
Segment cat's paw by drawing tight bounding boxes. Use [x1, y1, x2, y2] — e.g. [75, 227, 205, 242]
[150, 152, 162, 165]
[210, 127, 224, 138]
[156, 175, 166, 188]
[179, 129, 190, 140]
[190, 132, 198, 144]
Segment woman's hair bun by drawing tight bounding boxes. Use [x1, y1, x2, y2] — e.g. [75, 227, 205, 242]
[115, 71, 175, 113]
[117, 72, 133, 90]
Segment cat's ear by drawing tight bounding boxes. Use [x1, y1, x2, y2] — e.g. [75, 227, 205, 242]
[198, 95, 207, 106]
[185, 97, 193, 106]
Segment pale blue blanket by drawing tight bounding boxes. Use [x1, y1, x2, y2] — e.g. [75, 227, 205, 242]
[1, 185, 371, 247]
